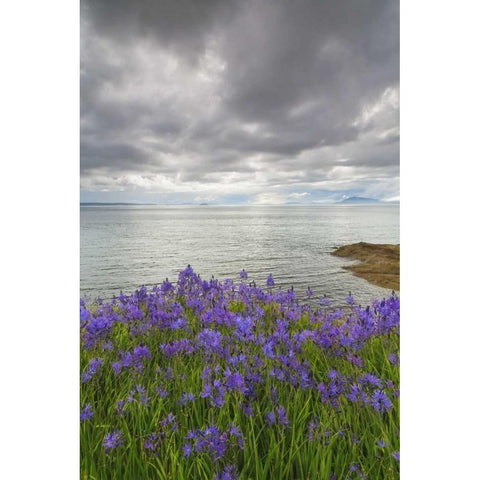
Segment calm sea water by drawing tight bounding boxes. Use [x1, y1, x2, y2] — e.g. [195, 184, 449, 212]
[80, 205, 399, 307]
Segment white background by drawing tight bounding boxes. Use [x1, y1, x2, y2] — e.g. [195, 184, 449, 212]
[1, 1, 479, 477]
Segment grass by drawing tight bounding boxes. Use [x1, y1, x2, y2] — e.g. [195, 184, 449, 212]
[80, 268, 399, 480]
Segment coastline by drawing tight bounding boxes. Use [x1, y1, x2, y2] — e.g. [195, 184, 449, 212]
[331, 242, 400, 291]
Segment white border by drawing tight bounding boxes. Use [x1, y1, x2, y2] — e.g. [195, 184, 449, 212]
[1, 1, 79, 478]
[2, 0, 480, 478]
[402, 1, 480, 478]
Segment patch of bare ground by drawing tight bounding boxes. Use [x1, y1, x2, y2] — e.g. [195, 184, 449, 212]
[331, 242, 400, 291]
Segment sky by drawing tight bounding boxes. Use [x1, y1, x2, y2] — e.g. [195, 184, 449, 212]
[80, 0, 399, 205]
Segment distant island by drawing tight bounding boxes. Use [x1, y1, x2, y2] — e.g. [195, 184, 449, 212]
[80, 202, 157, 206]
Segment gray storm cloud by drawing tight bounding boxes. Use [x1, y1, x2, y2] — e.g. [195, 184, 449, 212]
[80, 0, 399, 203]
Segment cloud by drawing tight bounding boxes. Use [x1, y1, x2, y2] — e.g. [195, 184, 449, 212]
[80, 0, 399, 203]
[288, 192, 311, 199]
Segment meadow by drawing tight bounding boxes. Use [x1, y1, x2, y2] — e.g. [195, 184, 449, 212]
[80, 266, 399, 480]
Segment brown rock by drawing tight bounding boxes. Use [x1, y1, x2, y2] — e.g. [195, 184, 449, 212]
[331, 242, 400, 291]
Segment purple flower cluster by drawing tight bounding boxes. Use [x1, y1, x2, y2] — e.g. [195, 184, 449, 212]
[103, 430, 123, 452]
[179, 392, 196, 406]
[197, 329, 224, 355]
[80, 404, 94, 422]
[265, 406, 289, 427]
[183, 424, 244, 461]
[82, 357, 103, 383]
[127, 384, 151, 406]
[143, 413, 178, 455]
[81, 265, 400, 477]
[160, 338, 194, 357]
[214, 464, 239, 480]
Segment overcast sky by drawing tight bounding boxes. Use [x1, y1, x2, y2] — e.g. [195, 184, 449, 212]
[80, 0, 399, 204]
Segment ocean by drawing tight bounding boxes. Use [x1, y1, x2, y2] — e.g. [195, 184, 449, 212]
[80, 204, 399, 307]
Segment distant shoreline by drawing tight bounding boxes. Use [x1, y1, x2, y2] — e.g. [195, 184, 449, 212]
[80, 202, 157, 206]
[80, 202, 399, 207]
[331, 242, 400, 291]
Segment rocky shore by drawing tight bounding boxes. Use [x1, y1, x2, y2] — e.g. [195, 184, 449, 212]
[332, 242, 400, 291]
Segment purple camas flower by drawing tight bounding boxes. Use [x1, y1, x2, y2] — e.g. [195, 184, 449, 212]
[144, 433, 161, 454]
[200, 382, 213, 400]
[134, 345, 150, 361]
[214, 465, 239, 480]
[117, 350, 133, 371]
[319, 295, 331, 307]
[328, 369, 338, 379]
[295, 329, 314, 344]
[170, 317, 187, 330]
[350, 462, 368, 478]
[160, 279, 174, 296]
[116, 400, 126, 416]
[80, 404, 94, 421]
[270, 386, 279, 404]
[388, 352, 399, 365]
[239, 269, 248, 280]
[345, 383, 366, 403]
[82, 357, 103, 383]
[377, 439, 387, 448]
[241, 402, 254, 417]
[234, 315, 255, 341]
[83, 314, 113, 349]
[359, 373, 383, 388]
[392, 451, 400, 461]
[197, 329, 223, 353]
[308, 418, 319, 442]
[346, 353, 364, 368]
[225, 371, 246, 393]
[370, 389, 393, 413]
[162, 412, 176, 426]
[185, 424, 242, 461]
[161, 339, 194, 357]
[263, 339, 275, 359]
[350, 433, 360, 444]
[265, 411, 276, 425]
[229, 423, 245, 449]
[266, 274, 275, 288]
[180, 392, 196, 405]
[80, 303, 90, 324]
[277, 406, 289, 426]
[103, 430, 123, 452]
[128, 385, 151, 406]
[213, 391, 226, 408]
[89, 357, 103, 372]
[182, 442, 192, 458]
[346, 293, 355, 305]
[125, 304, 143, 322]
[155, 385, 169, 398]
